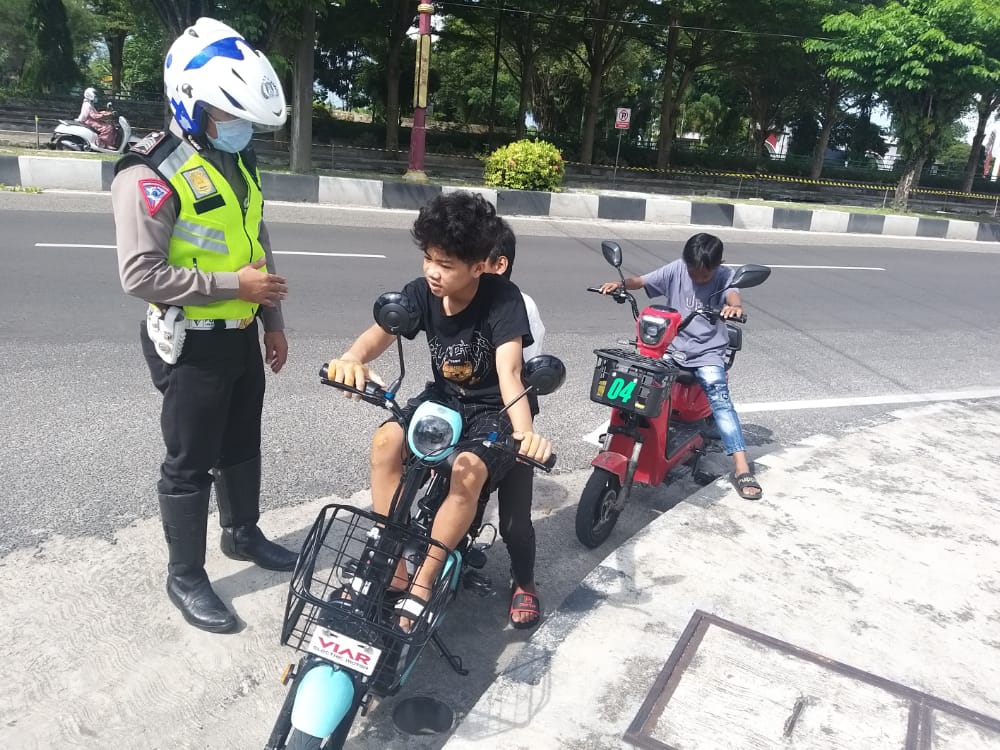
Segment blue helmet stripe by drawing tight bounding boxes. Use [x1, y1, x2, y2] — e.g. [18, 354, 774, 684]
[184, 37, 245, 71]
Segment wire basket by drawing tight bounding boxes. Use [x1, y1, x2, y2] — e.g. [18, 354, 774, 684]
[590, 347, 678, 418]
[280, 504, 458, 694]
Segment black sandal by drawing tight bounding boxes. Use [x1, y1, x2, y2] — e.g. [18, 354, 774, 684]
[509, 587, 541, 630]
[732, 472, 763, 500]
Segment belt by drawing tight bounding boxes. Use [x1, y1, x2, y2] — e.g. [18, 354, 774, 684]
[185, 315, 256, 331]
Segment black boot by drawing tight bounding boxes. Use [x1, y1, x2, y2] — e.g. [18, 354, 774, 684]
[159, 490, 238, 633]
[214, 456, 298, 572]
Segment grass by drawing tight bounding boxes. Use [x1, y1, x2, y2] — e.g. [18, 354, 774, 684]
[0, 183, 42, 193]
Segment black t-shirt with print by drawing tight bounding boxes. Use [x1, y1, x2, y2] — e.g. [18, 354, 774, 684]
[401, 274, 532, 407]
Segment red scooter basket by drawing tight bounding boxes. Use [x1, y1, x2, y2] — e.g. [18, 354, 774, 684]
[590, 348, 678, 418]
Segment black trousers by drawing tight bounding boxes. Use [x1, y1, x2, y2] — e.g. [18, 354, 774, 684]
[496, 461, 535, 587]
[141, 320, 265, 495]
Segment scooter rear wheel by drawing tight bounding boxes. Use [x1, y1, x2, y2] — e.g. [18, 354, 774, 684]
[575, 469, 623, 548]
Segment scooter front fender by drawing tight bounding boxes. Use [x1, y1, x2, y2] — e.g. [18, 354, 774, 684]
[591, 451, 628, 483]
[290, 663, 356, 740]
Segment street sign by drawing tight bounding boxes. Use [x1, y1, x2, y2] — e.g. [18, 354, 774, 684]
[615, 107, 631, 130]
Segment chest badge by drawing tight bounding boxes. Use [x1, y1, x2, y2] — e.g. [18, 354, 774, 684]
[181, 166, 219, 199]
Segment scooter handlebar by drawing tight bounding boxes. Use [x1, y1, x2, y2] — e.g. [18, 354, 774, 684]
[496, 434, 556, 472]
[319, 363, 390, 406]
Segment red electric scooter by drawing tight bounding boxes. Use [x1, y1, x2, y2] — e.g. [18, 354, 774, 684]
[575, 240, 770, 548]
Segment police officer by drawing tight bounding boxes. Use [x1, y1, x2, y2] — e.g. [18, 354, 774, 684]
[112, 17, 297, 633]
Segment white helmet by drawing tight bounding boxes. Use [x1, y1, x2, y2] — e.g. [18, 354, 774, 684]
[163, 17, 286, 136]
[84, 87, 97, 102]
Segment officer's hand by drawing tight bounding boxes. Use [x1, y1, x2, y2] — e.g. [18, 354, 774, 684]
[720, 304, 743, 319]
[263, 331, 288, 373]
[512, 431, 553, 464]
[238, 258, 288, 307]
[598, 282, 621, 295]
[326, 357, 371, 401]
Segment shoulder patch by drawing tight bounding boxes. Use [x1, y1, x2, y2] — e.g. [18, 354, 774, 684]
[130, 130, 168, 156]
[139, 178, 173, 217]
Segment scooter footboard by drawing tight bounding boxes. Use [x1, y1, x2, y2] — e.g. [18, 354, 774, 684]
[290, 663, 356, 739]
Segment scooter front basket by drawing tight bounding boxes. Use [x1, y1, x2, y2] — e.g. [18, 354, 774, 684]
[590, 347, 678, 418]
[280, 504, 457, 695]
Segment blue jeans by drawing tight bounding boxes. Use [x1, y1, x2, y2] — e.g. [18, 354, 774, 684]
[693, 365, 746, 456]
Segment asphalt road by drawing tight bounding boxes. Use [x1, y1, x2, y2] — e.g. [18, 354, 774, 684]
[2, 192, 999, 747]
[3, 193, 1000, 558]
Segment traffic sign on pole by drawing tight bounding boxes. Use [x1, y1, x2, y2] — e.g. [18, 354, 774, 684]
[615, 107, 631, 130]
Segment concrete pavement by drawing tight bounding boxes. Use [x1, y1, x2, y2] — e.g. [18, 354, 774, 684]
[444, 399, 1000, 749]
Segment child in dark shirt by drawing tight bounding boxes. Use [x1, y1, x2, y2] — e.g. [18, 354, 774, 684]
[326, 192, 553, 628]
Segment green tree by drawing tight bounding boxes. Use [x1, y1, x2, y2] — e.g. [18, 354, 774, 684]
[23, 0, 79, 93]
[568, 0, 647, 164]
[315, 0, 414, 152]
[88, 0, 138, 94]
[960, 91, 1000, 191]
[432, 17, 519, 126]
[0, 0, 33, 90]
[810, 0, 1000, 208]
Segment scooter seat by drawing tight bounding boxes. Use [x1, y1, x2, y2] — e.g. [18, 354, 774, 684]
[674, 368, 698, 386]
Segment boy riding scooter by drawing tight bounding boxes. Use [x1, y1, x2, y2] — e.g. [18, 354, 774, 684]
[599, 233, 762, 500]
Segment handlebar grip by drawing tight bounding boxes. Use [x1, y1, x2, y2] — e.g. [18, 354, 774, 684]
[519, 452, 556, 473]
[498, 434, 556, 473]
[586, 287, 605, 293]
[319, 363, 387, 403]
[731, 313, 748, 324]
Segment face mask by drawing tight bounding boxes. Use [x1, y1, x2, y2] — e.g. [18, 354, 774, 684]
[207, 117, 254, 153]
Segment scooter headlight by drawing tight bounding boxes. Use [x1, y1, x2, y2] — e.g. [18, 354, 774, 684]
[406, 401, 463, 462]
[639, 314, 668, 346]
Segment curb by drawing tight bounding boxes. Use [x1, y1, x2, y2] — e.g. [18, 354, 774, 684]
[4, 153, 999, 242]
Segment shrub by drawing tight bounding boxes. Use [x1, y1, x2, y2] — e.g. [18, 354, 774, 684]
[483, 139, 565, 192]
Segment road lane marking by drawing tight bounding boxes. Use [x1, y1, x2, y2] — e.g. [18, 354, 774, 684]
[724, 263, 886, 271]
[582, 386, 1000, 445]
[34, 243, 385, 258]
[35, 243, 115, 249]
[271, 250, 386, 259]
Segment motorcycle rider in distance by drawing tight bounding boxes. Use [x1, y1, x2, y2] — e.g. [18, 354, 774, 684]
[78, 87, 115, 148]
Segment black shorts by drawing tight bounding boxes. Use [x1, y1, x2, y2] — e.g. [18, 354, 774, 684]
[385, 385, 517, 490]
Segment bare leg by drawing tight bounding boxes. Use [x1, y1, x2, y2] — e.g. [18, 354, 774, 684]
[369, 422, 409, 590]
[403, 451, 487, 629]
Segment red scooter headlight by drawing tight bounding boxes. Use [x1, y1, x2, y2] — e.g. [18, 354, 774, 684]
[638, 314, 668, 346]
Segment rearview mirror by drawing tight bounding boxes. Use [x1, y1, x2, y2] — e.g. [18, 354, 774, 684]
[373, 292, 421, 338]
[522, 355, 566, 396]
[601, 241, 622, 269]
[728, 263, 771, 290]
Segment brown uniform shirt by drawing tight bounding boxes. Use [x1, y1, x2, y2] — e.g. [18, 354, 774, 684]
[111, 125, 284, 332]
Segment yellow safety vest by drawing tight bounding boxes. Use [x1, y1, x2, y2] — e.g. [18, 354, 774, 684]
[146, 137, 265, 321]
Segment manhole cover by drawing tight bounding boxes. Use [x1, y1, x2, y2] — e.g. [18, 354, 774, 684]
[393, 695, 454, 735]
[625, 610, 1000, 749]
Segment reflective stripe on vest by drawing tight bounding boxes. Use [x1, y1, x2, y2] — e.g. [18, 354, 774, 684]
[156, 139, 264, 321]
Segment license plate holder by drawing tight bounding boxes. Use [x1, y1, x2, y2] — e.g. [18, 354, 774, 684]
[306, 626, 383, 677]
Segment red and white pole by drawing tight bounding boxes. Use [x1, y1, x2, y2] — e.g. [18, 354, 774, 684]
[404, 2, 434, 182]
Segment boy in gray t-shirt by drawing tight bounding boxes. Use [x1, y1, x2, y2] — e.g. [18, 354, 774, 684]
[598, 233, 761, 500]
